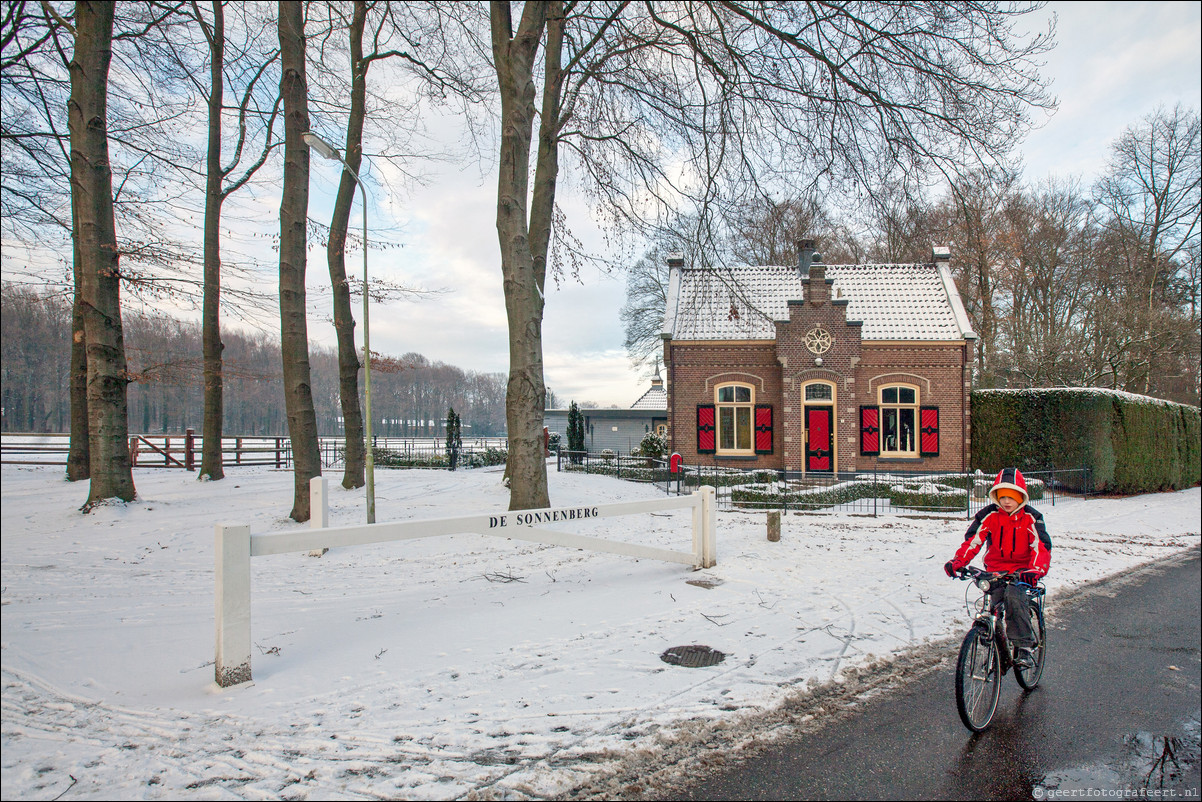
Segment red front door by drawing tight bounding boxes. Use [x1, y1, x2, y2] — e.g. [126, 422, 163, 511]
[805, 406, 833, 472]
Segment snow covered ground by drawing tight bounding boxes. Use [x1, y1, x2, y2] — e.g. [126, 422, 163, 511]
[2, 463, 1198, 800]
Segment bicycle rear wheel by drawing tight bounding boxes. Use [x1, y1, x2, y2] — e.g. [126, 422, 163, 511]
[1015, 604, 1047, 690]
[956, 626, 1001, 732]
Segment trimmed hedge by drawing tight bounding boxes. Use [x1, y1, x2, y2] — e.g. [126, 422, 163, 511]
[971, 388, 1201, 493]
[729, 475, 1009, 512]
[374, 445, 508, 470]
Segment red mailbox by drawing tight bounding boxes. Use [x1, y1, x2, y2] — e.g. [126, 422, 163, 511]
[670, 452, 683, 473]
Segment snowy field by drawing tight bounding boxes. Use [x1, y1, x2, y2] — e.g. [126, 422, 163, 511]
[2, 463, 1199, 800]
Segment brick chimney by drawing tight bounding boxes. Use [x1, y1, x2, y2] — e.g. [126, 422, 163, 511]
[797, 238, 816, 276]
[804, 248, 831, 305]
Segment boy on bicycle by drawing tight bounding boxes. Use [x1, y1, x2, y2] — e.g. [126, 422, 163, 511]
[944, 468, 1052, 667]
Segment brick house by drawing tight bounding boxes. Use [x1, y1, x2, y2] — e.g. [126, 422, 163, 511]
[661, 241, 977, 475]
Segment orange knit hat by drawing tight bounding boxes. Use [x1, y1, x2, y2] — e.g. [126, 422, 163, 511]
[995, 488, 1024, 504]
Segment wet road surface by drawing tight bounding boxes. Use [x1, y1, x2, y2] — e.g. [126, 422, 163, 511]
[663, 548, 1200, 800]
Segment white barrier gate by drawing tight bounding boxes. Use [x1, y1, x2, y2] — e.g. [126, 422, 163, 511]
[215, 478, 717, 687]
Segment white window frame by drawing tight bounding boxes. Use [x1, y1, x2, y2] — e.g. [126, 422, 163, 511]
[878, 384, 919, 457]
[715, 382, 755, 455]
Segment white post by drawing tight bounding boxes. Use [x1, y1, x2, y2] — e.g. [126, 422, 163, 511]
[700, 485, 717, 568]
[215, 523, 252, 687]
[308, 476, 329, 556]
[311, 476, 328, 529]
[691, 489, 703, 568]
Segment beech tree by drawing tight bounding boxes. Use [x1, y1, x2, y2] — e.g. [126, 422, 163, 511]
[68, 0, 135, 507]
[3, 1, 197, 482]
[485, 1, 1053, 509]
[1092, 105, 1201, 396]
[277, 0, 321, 521]
[182, 0, 282, 482]
[306, 0, 481, 490]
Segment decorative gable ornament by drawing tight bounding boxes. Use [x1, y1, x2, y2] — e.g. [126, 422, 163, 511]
[804, 327, 832, 355]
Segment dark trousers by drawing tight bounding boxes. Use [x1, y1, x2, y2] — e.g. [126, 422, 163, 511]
[991, 583, 1036, 648]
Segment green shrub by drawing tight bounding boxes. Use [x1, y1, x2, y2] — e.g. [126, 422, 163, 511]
[468, 447, 509, 468]
[375, 448, 448, 469]
[635, 431, 668, 461]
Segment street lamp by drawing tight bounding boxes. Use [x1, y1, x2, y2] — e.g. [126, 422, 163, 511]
[303, 131, 375, 524]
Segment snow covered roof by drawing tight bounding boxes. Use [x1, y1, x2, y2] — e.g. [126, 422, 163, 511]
[630, 382, 667, 411]
[662, 262, 978, 342]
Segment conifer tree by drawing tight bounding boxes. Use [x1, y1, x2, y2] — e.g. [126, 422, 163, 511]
[566, 401, 585, 460]
[445, 407, 462, 469]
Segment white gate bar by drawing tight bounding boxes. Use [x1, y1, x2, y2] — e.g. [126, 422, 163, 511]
[501, 526, 699, 565]
[217, 486, 716, 687]
[249, 494, 705, 559]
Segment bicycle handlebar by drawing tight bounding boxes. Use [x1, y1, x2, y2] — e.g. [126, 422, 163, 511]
[954, 565, 1044, 592]
[955, 566, 1017, 581]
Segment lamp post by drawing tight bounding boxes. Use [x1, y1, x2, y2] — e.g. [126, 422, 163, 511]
[303, 131, 375, 524]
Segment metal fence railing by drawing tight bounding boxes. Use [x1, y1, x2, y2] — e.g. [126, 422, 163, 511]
[555, 449, 1092, 519]
[556, 449, 672, 484]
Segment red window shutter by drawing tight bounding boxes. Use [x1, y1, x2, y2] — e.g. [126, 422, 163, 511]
[697, 405, 716, 454]
[754, 405, 773, 454]
[920, 406, 939, 456]
[860, 406, 880, 456]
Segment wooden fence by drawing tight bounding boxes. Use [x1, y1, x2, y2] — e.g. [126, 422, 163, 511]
[1, 431, 294, 469]
[0, 433, 510, 470]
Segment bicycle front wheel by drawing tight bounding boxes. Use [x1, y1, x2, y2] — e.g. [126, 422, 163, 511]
[1016, 604, 1047, 690]
[956, 626, 1001, 732]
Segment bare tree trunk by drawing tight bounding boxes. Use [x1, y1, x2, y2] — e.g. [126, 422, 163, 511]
[67, 233, 89, 481]
[326, 0, 367, 490]
[199, 0, 226, 481]
[278, 0, 321, 521]
[491, 0, 549, 511]
[69, 0, 135, 507]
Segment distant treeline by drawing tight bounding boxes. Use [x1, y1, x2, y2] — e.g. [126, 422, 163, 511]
[1, 283, 508, 437]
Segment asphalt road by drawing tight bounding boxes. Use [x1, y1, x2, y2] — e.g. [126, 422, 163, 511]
[663, 547, 1201, 801]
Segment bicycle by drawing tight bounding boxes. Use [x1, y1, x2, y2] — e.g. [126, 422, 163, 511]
[951, 566, 1047, 732]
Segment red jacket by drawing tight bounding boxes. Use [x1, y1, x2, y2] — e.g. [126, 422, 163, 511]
[952, 503, 1052, 576]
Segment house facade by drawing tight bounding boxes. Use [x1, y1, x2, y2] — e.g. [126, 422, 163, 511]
[661, 241, 977, 475]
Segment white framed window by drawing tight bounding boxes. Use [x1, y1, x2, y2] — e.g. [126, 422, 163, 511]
[715, 383, 754, 454]
[804, 382, 834, 402]
[878, 384, 918, 456]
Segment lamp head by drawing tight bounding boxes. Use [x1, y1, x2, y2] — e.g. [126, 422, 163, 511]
[302, 131, 339, 160]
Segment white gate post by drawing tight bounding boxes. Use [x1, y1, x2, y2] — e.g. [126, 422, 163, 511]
[308, 476, 329, 556]
[700, 485, 717, 568]
[311, 476, 328, 529]
[215, 523, 252, 687]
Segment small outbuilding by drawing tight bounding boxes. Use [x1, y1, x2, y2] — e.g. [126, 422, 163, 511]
[544, 374, 668, 455]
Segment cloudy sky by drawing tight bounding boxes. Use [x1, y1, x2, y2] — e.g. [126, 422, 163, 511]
[312, 1, 1199, 408]
[10, 3, 1194, 410]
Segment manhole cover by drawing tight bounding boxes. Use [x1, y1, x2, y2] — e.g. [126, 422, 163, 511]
[660, 645, 726, 667]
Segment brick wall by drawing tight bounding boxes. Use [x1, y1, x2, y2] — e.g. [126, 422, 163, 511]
[665, 340, 783, 469]
[854, 343, 968, 472]
[771, 265, 863, 472]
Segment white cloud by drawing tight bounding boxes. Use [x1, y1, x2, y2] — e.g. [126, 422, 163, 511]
[1020, 1, 1201, 181]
